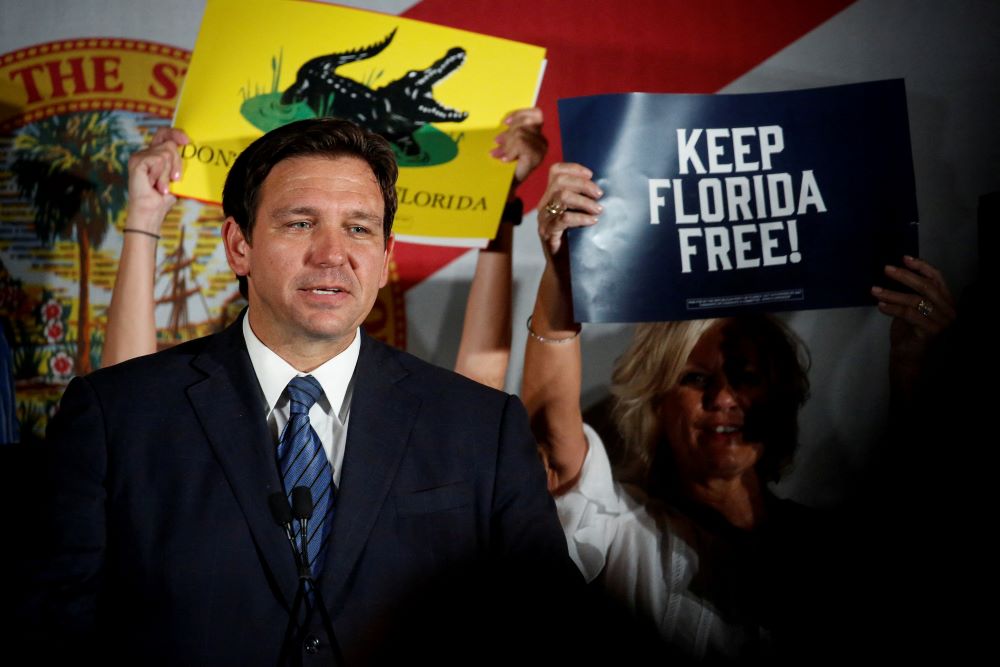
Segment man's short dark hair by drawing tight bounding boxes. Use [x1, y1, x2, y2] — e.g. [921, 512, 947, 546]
[222, 118, 398, 297]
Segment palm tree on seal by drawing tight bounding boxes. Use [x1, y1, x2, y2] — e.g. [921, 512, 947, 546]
[10, 112, 132, 375]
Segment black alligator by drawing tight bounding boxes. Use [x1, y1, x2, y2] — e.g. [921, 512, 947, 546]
[281, 29, 469, 156]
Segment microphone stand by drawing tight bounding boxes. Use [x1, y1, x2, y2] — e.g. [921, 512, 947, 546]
[270, 490, 342, 666]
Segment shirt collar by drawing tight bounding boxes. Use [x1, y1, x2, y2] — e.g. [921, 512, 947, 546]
[242, 313, 361, 423]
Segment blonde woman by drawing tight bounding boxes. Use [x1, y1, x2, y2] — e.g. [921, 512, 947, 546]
[523, 162, 955, 660]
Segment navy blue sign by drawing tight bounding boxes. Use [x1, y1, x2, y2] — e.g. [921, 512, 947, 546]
[559, 80, 918, 322]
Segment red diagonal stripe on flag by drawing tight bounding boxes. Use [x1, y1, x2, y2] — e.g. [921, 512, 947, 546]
[392, 0, 856, 290]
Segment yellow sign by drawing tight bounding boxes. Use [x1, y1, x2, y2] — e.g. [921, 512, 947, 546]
[173, 0, 545, 243]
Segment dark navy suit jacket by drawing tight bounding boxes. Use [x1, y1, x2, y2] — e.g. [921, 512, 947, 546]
[32, 318, 576, 665]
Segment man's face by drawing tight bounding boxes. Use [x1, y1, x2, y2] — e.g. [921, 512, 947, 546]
[223, 155, 392, 366]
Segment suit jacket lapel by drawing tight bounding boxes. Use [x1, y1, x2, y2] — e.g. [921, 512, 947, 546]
[321, 333, 420, 609]
[187, 317, 299, 608]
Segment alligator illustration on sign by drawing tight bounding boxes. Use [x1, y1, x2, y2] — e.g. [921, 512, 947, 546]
[241, 29, 468, 164]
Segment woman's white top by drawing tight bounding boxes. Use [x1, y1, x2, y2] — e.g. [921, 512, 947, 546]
[555, 424, 763, 660]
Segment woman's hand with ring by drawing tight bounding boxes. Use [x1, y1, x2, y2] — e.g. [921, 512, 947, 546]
[872, 255, 957, 376]
[537, 162, 603, 257]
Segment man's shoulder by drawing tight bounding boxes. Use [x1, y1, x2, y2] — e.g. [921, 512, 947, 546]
[85, 328, 235, 390]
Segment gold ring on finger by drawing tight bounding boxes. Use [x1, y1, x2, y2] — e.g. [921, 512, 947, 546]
[543, 200, 567, 218]
[916, 299, 933, 317]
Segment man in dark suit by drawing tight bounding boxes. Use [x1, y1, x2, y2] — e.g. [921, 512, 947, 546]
[31, 119, 578, 664]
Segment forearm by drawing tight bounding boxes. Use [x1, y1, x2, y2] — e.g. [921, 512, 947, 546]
[103, 208, 160, 367]
[521, 262, 586, 493]
[454, 223, 513, 390]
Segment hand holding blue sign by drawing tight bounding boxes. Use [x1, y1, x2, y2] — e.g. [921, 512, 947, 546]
[872, 255, 957, 399]
[874, 256, 956, 337]
[537, 162, 602, 257]
[527, 161, 603, 354]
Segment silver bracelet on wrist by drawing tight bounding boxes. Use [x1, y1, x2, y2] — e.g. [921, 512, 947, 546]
[526, 315, 580, 344]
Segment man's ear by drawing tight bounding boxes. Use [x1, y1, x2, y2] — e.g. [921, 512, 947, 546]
[222, 217, 250, 277]
[379, 234, 395, 288]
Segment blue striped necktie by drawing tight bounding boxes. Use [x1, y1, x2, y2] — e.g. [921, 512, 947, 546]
[276, 375, 334, 577]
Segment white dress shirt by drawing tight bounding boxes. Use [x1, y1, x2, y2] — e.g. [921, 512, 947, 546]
[242, 315, 360, 486]
[555, 424, 758, 660]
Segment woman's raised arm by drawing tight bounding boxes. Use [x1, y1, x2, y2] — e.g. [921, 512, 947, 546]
[521, 162, 603, 493]
[102, 128, 188, 367]
[455, 108, 546, 389]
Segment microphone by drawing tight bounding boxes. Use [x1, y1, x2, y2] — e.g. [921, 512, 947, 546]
[291, 486, 313, 519]
[268, 492, 294, 527]
[291, 486, 313, 577]
[271, 489, 310, 666]
[271, 488, 342, 665]
[269, 492, 308, 577]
